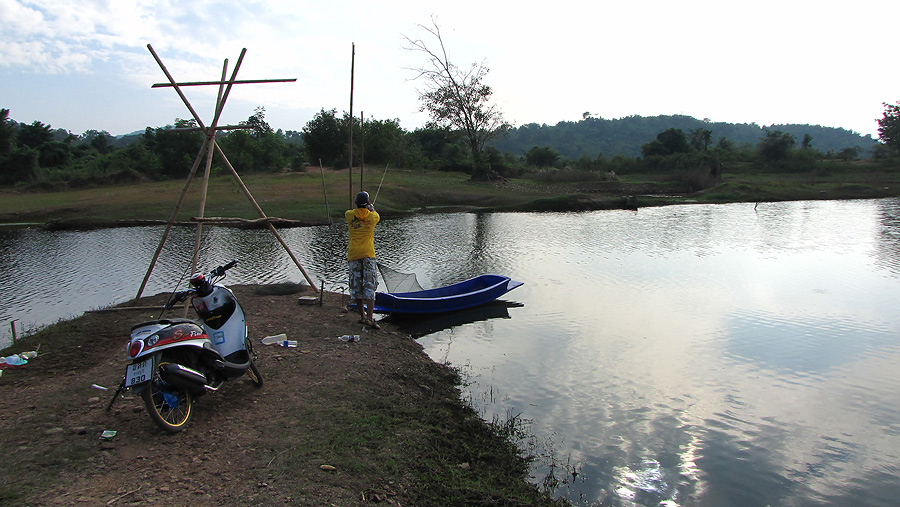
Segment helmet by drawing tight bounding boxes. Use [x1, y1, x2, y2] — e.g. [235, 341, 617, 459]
[356, 191, 370, 207]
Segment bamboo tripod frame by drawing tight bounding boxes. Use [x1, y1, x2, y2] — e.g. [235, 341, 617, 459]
[135, 44, 318, 300]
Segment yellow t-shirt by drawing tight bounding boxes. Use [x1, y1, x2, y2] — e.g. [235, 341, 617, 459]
[345, 208, 380, 260]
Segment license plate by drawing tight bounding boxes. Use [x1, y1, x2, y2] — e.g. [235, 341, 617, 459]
[125, 358, 152, 386]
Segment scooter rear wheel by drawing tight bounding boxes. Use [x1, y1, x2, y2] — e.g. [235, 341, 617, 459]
[141, 379, 193, 432]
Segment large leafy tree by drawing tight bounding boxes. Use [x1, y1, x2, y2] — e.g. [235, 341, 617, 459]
[242, 106, 273, 139]
[758, 129, 796, 162]
[17, 120, 54, 149]
[525, 146, 560, 168]
[641, 128, 691, 157]
[362, 117, 420, 168]
[404, 18, 511, 180]
[302, 108, 349, 167]
[877, 101, 900, 153]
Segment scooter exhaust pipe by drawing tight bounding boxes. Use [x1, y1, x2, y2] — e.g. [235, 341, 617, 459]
[159, 363, 208, 391]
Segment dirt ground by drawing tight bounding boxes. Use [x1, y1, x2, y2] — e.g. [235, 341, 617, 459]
[1, 285, 548, 506]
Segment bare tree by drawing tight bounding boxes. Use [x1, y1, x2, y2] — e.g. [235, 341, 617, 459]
[404, 17, 510, 180]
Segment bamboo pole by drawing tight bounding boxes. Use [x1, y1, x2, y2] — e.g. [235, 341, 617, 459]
[152, 78, 296, 88]
[359, 111, 364, 190]
[213, 49, 247, 125]
[348, 42, 355, 209]
[139, 45, 312, 298]
[214, 143, 319, 290]
[189, 60, 230, 282]
[147, 44, 206, 130]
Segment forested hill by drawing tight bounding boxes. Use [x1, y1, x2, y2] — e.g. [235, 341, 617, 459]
[489, 115, 880, 159]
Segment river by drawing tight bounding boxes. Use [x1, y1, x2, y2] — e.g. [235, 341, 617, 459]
[2, 198, 900, 506]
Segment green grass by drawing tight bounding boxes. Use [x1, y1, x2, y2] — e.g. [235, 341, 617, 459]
[3, 162, 900, 228]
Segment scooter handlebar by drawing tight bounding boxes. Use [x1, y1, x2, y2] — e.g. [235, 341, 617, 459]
[165, 290, 193, 309]
[211, 259, 238, 278]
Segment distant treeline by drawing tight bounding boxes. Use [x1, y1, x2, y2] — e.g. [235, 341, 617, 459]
[491, 114, 881, 159]
[0, 106, 892, 191]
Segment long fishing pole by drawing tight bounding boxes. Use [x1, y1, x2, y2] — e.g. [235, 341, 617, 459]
[372, 163, 389, 205]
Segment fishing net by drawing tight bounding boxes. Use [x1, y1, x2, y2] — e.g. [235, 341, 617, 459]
[377, 263, 425, 293]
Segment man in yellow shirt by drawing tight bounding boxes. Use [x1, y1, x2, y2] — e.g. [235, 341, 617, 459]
[346, 191, 381, 329]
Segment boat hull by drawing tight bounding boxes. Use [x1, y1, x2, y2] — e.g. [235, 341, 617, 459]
[371, 274, 523, 314]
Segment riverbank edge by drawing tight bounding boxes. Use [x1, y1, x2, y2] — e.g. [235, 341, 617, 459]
[8, 186, 900, 232]
[0, 288, 568, 506]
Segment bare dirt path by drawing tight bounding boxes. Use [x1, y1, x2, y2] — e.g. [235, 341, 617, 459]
[1, 287, 444, 506]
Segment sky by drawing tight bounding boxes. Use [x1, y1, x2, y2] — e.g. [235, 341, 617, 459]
[1, 0, 898, 139]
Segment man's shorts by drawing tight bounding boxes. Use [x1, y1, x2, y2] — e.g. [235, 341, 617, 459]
[348, 257, 378, 300]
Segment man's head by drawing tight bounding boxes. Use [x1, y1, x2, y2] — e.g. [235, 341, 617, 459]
[356, 191, 370, 207]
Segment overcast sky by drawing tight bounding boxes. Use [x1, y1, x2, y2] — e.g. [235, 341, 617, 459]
[2, 0, 897, 139]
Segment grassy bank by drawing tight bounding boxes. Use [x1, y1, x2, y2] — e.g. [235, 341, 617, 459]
[2, 162, 899, 229]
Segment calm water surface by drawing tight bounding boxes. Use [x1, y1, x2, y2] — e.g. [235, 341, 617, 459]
[2, 199, 900, 506]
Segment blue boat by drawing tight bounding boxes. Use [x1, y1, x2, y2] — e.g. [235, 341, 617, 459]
[370, 274, 523, 314]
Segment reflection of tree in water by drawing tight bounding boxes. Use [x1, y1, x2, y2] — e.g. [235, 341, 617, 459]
[875, 199, 900, 276]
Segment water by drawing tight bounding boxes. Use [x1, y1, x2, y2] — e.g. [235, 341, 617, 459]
[2, 199, 900, 506]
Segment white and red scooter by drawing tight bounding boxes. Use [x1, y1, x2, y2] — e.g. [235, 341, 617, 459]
[108, 260, 262, 432]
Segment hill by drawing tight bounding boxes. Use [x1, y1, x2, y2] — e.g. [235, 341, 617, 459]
[490, 114, 880, 159]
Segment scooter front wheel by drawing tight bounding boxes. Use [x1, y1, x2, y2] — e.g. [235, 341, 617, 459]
[247, 359, 263, 387]
[141, 379, 193, 432]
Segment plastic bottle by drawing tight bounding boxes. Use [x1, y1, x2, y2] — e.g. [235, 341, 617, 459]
[260, 333, 287, 345]
[22, 351, 37, 359]
[279, 340, 298, 348]
[3, 355, 27, 366]
[338, 335, 360, 342]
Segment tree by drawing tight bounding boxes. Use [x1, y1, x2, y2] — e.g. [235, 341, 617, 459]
[688, 128, 712, 151]
[404, 17, 511, 180]
[525, 146, 560, 168]
[38, 141, 71, 167]
[0, 148, 38, 184]
[362, 117, 421, 168]
[801, 133, 813, 150]
[411, 127, 468, 170]
[17, 120, 54, 149]
[877, 101, 900, 153]
[641, 128, 691, 157]
[302, 108, 349, 167]
[658, 128, 691, 154]
[836, 146, 860, 161]
[242, 106, 272, 139]
[758, 129, 796, 162]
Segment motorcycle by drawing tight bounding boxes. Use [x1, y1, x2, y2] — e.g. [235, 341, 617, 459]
[107, 259, 263, 432]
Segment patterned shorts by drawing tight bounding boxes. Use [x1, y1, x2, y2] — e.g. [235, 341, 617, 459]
[348, 257, 378, 300]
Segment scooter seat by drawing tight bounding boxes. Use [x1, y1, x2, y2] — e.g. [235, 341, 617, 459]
[130, 318, 198, 331]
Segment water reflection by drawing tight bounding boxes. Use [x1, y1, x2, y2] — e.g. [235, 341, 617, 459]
[383, 300, 519, 339]
[2, 199, 900, 506]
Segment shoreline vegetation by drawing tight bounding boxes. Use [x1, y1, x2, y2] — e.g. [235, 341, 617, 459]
[1, 163, 899, 230]
[1, 163, 899, 504]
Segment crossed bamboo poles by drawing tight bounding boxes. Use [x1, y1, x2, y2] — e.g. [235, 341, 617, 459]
[136, 44, 318, 299]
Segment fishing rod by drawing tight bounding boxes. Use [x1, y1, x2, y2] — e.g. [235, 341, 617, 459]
[372, 163, 389, 205]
